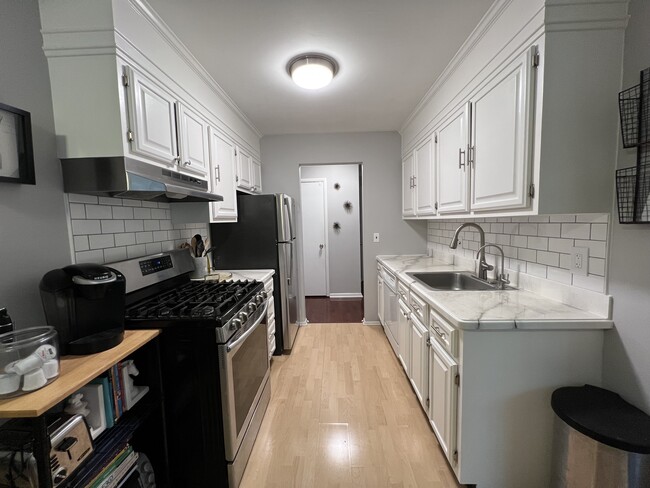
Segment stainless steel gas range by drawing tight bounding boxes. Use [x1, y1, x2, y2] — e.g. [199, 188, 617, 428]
[111, 249, 270, 488]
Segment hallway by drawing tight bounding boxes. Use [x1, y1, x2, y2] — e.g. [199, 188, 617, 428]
[305, 297, 364, 323]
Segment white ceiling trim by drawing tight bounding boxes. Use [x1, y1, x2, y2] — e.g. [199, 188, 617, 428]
[129, 0, 263, 138]
[399, 0, 515, 134]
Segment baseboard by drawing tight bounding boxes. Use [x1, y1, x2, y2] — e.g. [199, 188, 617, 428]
[362, 319, 381, 326]
[328, 293, 363, 299]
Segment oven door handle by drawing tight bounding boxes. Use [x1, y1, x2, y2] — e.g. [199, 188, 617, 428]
[226, 302, 268, 353]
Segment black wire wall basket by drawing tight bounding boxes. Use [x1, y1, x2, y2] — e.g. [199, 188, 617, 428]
[616, 66, 650, 224]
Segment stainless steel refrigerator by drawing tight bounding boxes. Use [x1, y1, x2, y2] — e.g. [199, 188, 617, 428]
[210, 193, 303, 353]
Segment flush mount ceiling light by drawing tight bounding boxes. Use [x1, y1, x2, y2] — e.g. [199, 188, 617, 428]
[287, 53, 338, 90]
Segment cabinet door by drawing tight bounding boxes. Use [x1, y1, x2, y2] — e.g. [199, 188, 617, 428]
[176, 103, 209, 177]
[402, 154, 415, 217]
[415, 137, 436, 216]
[398, 300, 410, 375]
[410, 315, 429, 409]
[236, 147, 253, 190]
[208, 128, 238, 222]
[437, 104, 470, 213]
[125, 67, 178, 167]
[470, 48, 535, 211]
[251, 159, 262, 193]
[377, 276, 384, 326]
[429, 338, 458, 461]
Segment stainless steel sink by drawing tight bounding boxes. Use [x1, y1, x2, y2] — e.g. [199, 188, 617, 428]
[408, 271, 512, 291]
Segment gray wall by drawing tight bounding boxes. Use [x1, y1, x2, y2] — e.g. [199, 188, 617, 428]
[301, 164, 361, 296]
[0, 0, 72, 327]
[603, 0, 650, 413]
[261, 132, 427, 322]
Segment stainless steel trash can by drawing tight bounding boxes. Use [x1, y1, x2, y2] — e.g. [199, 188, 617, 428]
[551, 385, 650, 488]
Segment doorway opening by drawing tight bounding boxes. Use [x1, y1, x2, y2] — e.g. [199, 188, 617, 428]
[299, 163, 363, 323]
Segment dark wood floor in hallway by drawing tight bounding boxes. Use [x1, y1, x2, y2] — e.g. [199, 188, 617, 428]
[305, 297, 364, 323]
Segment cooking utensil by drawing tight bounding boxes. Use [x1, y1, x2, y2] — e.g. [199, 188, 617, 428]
[190, 236, 197, 257]
[194, 234, 205, 258]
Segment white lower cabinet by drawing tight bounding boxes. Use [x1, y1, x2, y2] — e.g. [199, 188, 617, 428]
[397, 299, 411, 375]
[428, 336, 458, 461]
[409, 314, 429, 409]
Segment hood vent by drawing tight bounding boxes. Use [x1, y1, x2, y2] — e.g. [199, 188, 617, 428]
[61, 157, 223, 203]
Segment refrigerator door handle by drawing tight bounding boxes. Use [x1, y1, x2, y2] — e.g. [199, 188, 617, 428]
[288, 241, 293, 286]
[284, 196, 295, 241]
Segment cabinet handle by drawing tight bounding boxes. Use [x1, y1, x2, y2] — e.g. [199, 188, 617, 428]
[433, 325, 446, 339]
[458, 148, 466, 169]
[215, 165, 221, 182]
[468, 145, 475, 167]
[182, 160, 192, 166]
[412, 176, 417, 187]
[399, 292, 407, 300]
[413, 304, 421, 313]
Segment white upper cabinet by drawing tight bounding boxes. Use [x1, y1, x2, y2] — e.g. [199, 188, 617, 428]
[125, 67, 178, 168]
[236, 147, 253, 191]
[176, 103, 209, 177]
[437, 104, 469, 214]
[402, 153, 416, 217]
[209, 128, 238, 222]
[251, 159, 262, 194]
[415, 137, 436, 216]
[470, 48, 534, 211]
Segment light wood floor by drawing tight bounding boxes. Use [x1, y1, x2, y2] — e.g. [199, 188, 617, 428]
[240, 323, 462, 488]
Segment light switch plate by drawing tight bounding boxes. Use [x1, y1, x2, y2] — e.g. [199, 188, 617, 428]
[570, 246, 589, 275]
[373, 233, 380, 243]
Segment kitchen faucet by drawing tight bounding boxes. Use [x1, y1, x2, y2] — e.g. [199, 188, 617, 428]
[476, 244, 510, 289]
[449, 223, 493, 280]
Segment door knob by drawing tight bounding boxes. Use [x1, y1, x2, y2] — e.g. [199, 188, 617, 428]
[319, 244, 324, 250]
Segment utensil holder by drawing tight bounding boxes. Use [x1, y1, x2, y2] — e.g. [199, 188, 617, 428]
[190, 256, 209, 280]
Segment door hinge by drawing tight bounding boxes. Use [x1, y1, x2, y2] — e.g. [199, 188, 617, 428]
[532, 50, 540, 68]
[453, 450, 458, 463]
[122, 74, 129, 87]
[127, 130, 134, 142]
[454, 373, 460, 387]
[425, 337, 431, 348]
[434, 202, 438, 211]
[434, 134, 438, 143]
[235, 175, 239, 182]
[426, 398, 430, 408]
[234, 148, 238, 156]
[529, 183, 535, 199]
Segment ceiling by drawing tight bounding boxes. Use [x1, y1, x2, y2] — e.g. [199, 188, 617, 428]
[147, 0, 494, 136]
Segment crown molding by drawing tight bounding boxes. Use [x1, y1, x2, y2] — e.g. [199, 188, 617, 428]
[128, 0, 262, 139]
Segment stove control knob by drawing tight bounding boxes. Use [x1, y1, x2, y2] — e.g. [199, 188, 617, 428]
[238, 312, 249, 322]
[261, 291, 268, 299]
[230, 318, 242, 330]
[255, 294, 264, 305]
[247, 302, 257, 313]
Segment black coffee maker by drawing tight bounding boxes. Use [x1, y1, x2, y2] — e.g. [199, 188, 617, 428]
[40, 264, 126, 355]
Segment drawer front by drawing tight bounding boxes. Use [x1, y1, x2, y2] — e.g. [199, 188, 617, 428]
[268, 317, 276, 338]
[382, 269, 396, 290]
[397, 281, 410, 303]
[429, 309, 458, 358]
[264, 278, 274, 293]
[267, 296, 275, 321]
[409, 291, 427, 324]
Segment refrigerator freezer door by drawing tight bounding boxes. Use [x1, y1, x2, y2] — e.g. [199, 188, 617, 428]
[276, 194, 295, 243]
[278, 241, 299, 351]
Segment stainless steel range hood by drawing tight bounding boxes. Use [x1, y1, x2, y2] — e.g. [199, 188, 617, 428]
[61, 157, 223, 203]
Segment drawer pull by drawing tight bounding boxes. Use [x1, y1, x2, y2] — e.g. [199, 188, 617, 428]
[413, 305, 421, 313]
[433, 326, 446, 339]
[399, 292, 407, 300]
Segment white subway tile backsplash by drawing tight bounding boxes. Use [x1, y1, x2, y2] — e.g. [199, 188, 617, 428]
[89, 234, 115, 250]
[69, 203, 86, 219]
[125, 220, 145, 232]
[115, 233, 136, 247]
[133, 208, 152, 219]
[66, 195, 208, 265]
[68, 193, 98, 204]
[101, 220, 125, 234]
[427, 213, 609, 293]
[561, 223, 591, 239]
[103, 247, 127, 263]
[112, 206, 134, 219]
[73, 236, 89, 252]
[72, 220, 101, 235]
[591, 224, 608, 241]
[85, 205, 113, 219]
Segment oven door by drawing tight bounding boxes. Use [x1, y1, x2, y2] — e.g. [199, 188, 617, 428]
[218, 301, 270, 462]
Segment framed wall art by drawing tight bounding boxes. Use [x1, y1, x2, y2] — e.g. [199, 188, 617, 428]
[0, 102, 35, 184]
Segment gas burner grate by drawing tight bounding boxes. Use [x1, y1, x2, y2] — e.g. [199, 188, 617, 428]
[126, 280, 261, 322]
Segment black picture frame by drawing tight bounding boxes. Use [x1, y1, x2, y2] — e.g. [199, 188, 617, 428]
[0, 102, 35, 185]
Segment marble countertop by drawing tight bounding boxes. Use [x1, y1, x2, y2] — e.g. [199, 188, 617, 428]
[199, 269, 275, 283]
[377, 255, 613, 331]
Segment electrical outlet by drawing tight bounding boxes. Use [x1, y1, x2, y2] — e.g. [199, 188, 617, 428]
[373, 233, 380, 243]
[570, 246, 589, 276]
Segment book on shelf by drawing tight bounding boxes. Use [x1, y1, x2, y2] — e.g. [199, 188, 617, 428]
[88, 444, 139, 488]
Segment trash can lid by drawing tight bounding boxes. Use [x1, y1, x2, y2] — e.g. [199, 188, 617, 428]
[551, 384, 650, 454]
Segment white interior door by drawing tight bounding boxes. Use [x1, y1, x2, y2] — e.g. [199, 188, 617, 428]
[300, 179, 328, 296]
